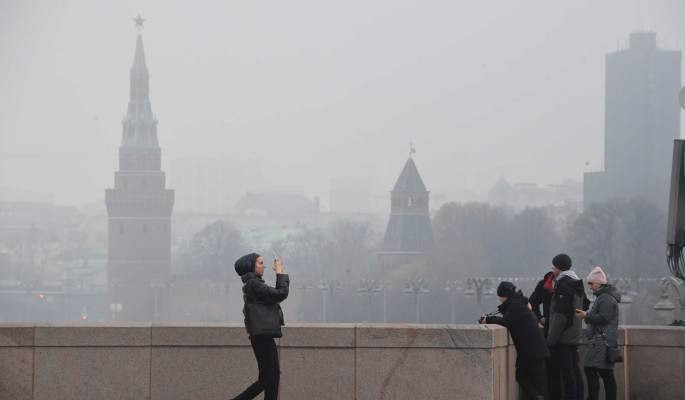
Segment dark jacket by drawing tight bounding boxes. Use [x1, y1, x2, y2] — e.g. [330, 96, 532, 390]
[529, 271, 555, 336]
[242, 272, 290, 336]
[584, 285, 621, 369]
[486, 292, 550, 366]
[547, 271, 590, 347]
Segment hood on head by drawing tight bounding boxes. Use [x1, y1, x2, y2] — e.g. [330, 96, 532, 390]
[557, 270, 584, 294]
[597, 284, 622, 303]
[235, 253, 261, 277]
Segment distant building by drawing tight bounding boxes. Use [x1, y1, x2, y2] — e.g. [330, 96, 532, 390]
[168, 157, 266, 214]
[105, 22, 174, 321]
[488, 178, 582, 210]
[378, 155, 434, 271]
[584, 32, 681, 209]
[234, 191, 319, 219]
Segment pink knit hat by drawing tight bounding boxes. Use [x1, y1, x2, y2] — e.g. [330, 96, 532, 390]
[586, 266, 608, 285]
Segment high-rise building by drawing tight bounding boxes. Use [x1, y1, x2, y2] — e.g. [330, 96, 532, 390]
[378, 154, 434, 271]
[105, 18, 174, 321]
[584, 32, 681, 209]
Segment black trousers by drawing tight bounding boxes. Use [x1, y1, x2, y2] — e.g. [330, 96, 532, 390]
[548, 345, 583, 400]
[233, 336, 280, 400]
[516, 359, 547, 400]
[584, 367, 616, 400]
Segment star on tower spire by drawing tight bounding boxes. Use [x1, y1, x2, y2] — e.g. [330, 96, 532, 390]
[133, 14, 145, 31]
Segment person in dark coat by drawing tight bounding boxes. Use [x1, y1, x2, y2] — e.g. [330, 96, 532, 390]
[529, 269, 560, 399]
[480, 281, 549, 400]
[529, 271, 555, 336]
[546, 253, 589, 400]
[231, 253, 289, 400]
[576, 266, 620, 400]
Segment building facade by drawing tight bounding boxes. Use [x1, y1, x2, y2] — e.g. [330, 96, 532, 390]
[584, 32, 681, 209]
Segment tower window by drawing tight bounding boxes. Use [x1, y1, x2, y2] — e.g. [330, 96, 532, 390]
[119, 222, 124, 235]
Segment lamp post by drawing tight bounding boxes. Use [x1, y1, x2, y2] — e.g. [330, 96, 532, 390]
[403, 277, 430, 323]
[357, 279, 382, 322]
[444, 280, 462, 324]
[318, 280, 342, 323]
[612, 277, 634, 325]
[150, 280, 166, 323]
[465, 277, 494, 306]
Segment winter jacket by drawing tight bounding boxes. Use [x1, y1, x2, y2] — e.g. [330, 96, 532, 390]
[529, 271, 555, 337]
[584, 285, 621, 369]
[547, 270, 590, 347]
[486, 292, 550, 366]
[241, 272, 290, 336]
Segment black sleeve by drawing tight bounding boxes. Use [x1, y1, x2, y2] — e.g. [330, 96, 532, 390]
[529, 281, 544, 320]
[251, 274, 289, 304]
[485, 316, 507, 326]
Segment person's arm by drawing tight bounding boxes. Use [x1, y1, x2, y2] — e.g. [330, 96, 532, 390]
[547, 285, 573, 347]
[585, 296, 615, 326]
[529, 282, 544, 320]
[252, 258, 289, 303]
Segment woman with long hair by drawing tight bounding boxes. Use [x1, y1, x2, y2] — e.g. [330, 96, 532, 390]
[230, 253, 289, 400]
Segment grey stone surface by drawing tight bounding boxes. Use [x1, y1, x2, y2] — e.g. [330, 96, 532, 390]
[33, 347, 150, 400]
[627, 345, 685, 400]
[357, 324, 498, 348]
[35, 325, 150, 347]
[280, 323, 355, 348]
[151, 347, 255, 400]
[151, 324, 249, 346]
[0, 348, 33, 400]
[356, 348, 493, 400]
[0, 325, 34, 347]
[625, 325, 685, 346]
[281, 348, 355, 399]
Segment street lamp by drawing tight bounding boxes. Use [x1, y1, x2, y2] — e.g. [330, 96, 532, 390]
[150, 280, 166, 323]
[444, 280, 462, 324]
[318, 280, 342, 323]
[357, 279, 381, 323]
[611, 277, 633, 325]
[403, 277, 430, 323]
[465, 277, 494, 306]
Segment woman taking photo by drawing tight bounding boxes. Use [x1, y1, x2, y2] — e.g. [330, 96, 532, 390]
[575, 266, 621, 400]
[231, 253, 289, 400]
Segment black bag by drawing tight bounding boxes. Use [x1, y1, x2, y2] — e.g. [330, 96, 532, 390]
[598, 327, 623, 364]
[244, 302, 284, 338]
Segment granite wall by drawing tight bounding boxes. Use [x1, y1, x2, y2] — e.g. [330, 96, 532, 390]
[0, 323, 682, 400]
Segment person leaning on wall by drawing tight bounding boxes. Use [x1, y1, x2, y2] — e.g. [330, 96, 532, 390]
[480, 281, 549, 400]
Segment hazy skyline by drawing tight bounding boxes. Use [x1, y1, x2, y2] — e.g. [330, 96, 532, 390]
[2, 0, 684, 208]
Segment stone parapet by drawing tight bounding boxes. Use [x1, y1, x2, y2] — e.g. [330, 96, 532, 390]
[0, 323, 681, 400]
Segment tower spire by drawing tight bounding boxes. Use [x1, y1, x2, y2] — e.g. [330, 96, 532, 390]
[121, 16, 158, 150]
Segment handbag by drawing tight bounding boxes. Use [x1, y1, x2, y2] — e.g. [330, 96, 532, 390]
[244, 302, 284, 338]
[597, 326, 623, 364]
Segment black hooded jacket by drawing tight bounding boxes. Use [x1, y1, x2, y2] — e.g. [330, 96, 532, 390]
[486, 292, 550, 366]
[547, 271, 590, 347]
[235, 253, 290, 336]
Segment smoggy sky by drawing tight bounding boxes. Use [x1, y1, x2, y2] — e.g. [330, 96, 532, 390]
[1, 0, 684, 208]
